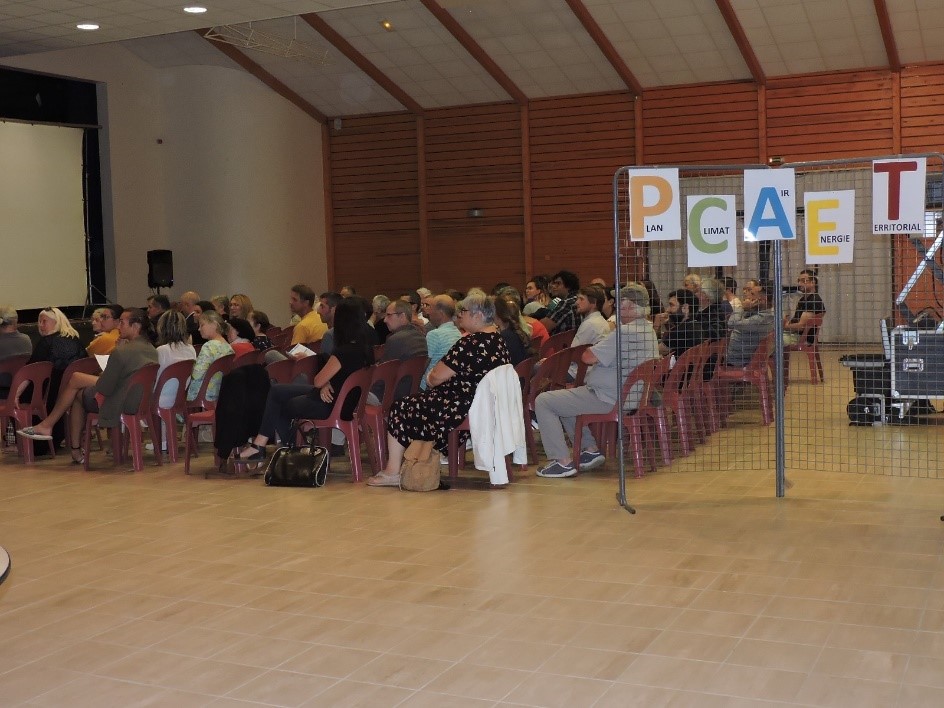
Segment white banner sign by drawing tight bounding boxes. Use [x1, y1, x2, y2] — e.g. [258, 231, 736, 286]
[872, 158, 926, 234]
[743, 168, 796, 241]
[805, 190, 855, 264]
[686, 195, 737, 267]
[627, 168, 681, 241]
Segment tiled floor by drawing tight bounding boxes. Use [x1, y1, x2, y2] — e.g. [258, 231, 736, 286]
[2, 418, 944, 706]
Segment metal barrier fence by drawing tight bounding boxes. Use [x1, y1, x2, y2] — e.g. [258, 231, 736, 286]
[612, 155, 944, 508]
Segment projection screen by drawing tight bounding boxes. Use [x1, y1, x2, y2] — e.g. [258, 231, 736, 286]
[0, 121, 88, 310]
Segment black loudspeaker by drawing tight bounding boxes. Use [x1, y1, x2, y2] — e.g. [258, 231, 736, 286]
[147, 249, 174, 288]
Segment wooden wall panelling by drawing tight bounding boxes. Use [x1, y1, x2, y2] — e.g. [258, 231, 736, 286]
[765, 71, 894, 162]
[641, 82, 760, 165]
[529, 92, 636, 284]
[423, 103, 524, 292]
[900, 65, 944, 155]
[329, 113, 421, 296]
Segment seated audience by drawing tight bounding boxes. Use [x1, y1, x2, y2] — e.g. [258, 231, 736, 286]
[18, 308, 158, 464]
[640, 279, 664, 317]
[721, 276, 741, 314]
[400, 292, 428, 331]
[27, 307, 88, 449]
[235, 302, 374, 465]
[541, 270, 581, 334]
[422, 294, 462, 389]
[0, 305, 33, 398]
[186, 311, 234, 403]
[534, 284, 659, 478]
[86, 305, 122, 355]
[367, 292, 511, 487]
[654, 289, 705, 357]
[725, 282, 775, 367]
[248, 310, 272, 350]
[227, 317, 256, 356]
[784, 272, 826, 344]
[566, 286, 611, 376]
[289, 284, 327, 344]
[316, 292, 343, 355]
[228, 293, 253, 321]
[498, 286, 547, 345]
[695, 278, 729, 341]
[154, 311, 196, 410]
[494, 296, 535, 366]
[178, 291, 202, 344]
[211, 295, 230, 319]
[339, 285, 356, 298]
[369, 294, 391, 344]
[524, 276, 551, 317]
[380, 299, 428, 379]
[146, 294, 170, 335]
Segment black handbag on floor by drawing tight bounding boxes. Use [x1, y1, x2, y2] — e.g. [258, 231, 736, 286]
[263, 426, 330, 488]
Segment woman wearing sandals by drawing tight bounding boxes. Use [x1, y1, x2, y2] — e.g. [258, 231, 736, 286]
[18, 308, 158, 464]
[235, 301, 374, 466]
[366, 292, 511, 487]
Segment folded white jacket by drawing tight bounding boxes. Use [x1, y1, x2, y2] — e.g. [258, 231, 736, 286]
[467, 364, 527, 484]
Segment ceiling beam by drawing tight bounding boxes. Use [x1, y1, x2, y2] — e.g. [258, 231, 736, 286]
[872, 0, 901, 71]
[418, 0, 527, 105]
[196, 29, 326, 123]
[563, 0, 643, 96]
[714, 0, 766, 85]
[301, 13, 424, 116]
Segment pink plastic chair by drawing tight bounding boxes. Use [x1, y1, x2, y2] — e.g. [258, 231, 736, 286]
[183, 353, 235, 474]
[0, 361, 53, 464]
[151, 358, 195, 463]
[296, 367, 372, 482]
[83, 363, 161, 472]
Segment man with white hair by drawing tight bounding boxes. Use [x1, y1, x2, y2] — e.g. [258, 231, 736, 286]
[534, 284, 659, 478]
[0, 305, 32, 398]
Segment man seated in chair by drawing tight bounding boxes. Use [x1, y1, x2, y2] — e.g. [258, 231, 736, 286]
[18, 308, 159, 464]
[783, 271, 825, 345]
[653, 288, 706, 358]
[0, 305, 32, 399]
[534, 284, 659, 479]
[724, 282, 775, 368]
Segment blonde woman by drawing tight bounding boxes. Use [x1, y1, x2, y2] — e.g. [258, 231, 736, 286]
[228, 293, 253, 320]
[28, 309, 87, 448]
[186, 311, 234, 403]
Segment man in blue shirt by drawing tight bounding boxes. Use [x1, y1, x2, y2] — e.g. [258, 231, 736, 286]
[422, 294, 461, 389]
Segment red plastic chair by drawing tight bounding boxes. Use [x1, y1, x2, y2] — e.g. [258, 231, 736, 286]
[656, 344, 706, 457]
[716, 333, 775, 426]
[151, 358, 195, 463]
[233, 349, 264, 368]
[266, 357, 296, 385]
[83, 363, 161, 472]
[395, 355, 429, 397]
[702, 338, 728, 434]
[0, 353, 31, 454]
[539, 328, 576, 358]
[292, 354, 322, 384]
[571, 358, 669, 476]
[523, 349, 576, 463]
[60, 357, 104, 453]
[361, 360, 401, 473]
[0, 361, 53, 464]
[0, 354, 29, 386]
[784, 314, 825, 386]
[296, 367, 372, 482]
[183, 353, 235, 474]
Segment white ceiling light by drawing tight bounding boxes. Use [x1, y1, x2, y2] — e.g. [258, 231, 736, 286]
[184, 6, 208, 13]
[76, 23, 99, 31]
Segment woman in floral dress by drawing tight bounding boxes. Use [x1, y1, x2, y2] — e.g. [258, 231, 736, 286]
[367, 292, 510, 486]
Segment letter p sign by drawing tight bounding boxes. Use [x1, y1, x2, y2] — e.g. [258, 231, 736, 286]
[628, 168, 681, 241]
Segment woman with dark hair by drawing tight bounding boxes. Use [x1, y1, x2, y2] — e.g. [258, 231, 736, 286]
[248, 310, 272, 350]
[523, 276, 552, 318]
[236, 301, 375, 464]
[226, 317, 256, 356]
[493, 296, 534, 366]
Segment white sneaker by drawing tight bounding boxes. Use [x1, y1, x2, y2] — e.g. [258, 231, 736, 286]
[145, 442, 168, 452]
[439, 454, 448, 465]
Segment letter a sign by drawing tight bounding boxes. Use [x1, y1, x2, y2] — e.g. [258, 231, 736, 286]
[627, 168, 681, 241]
[743, 169, 796, 241]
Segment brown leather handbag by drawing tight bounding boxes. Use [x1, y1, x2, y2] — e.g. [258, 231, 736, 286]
[399, 440, 441, 492]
